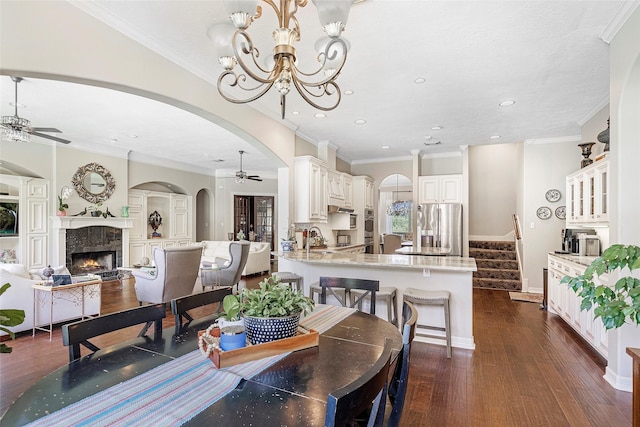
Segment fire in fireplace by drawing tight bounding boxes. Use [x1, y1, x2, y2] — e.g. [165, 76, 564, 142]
[70, 250, 116, 276]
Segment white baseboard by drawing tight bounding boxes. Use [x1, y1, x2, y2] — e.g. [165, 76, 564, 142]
[526, 286, 543, 294]
[604, 367, 633, 392]
[414, 335, 476, 350]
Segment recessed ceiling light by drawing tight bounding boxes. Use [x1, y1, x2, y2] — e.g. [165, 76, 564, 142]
[314, 113, 326, 118]
[354, 119, 366, 125]
[107, 138, 118, 143]
[292, 111, 300, 115]
[424, 141, 442, 146]
[344, 90, 353, 95]
[499, 100, 515, 107]
[490, 135, 501, 140]
[414, 78, 426, 84]
[381, 145, 390, 149]
[210, 159, 224, 162]
[431, 126, 443, 131]
[424, 135, 432, 140]
[127, 134, 138, 138]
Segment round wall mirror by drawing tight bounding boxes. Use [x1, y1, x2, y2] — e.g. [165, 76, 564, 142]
[72, 162, 116, 204]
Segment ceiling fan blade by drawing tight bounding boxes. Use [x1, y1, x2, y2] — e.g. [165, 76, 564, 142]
[31, 127, 62, 133]
[29, 131, 71, 144]
[248, 176, 262, 182]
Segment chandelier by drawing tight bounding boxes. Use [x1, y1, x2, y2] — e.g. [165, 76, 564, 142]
[1, 77, 31, 143]
[211, 0, 354, 119]
[386, 175, 411, 217]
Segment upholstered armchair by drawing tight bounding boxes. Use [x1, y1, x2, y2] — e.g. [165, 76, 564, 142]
[133, 246, 202, 304]
[214, 241, 250, 291]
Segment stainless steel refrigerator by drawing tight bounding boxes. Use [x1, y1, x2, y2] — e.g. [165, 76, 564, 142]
[419, 203, 463, 256]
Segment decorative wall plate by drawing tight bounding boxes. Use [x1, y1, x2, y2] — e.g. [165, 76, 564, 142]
[545, 189, 561, 202]
[555, 206, 566, 220]
[536, 206, 552, 220]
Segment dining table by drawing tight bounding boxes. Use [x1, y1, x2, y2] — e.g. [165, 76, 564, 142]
[2, 304, 402, 427]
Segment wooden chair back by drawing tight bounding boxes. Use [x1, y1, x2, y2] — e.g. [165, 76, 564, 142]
[62, 304, 166, 362]
[387, 301, 418, 426]
[170, 287, 232, 334]
[325, 338, 393, 427]
[320, 276, 379, 314]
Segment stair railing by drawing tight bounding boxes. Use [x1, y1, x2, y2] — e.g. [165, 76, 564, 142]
[512, 214, 525, 290]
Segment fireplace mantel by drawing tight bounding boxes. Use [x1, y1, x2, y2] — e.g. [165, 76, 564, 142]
[52, 216, 134, 230]
[51, 216, 133, 267]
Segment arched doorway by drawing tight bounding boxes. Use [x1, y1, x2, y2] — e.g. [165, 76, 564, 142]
[378, 174, 413, 252]
[196, 188, 212, 242]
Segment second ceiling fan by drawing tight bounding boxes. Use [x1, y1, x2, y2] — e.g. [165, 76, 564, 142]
[235, 150, 262, 182]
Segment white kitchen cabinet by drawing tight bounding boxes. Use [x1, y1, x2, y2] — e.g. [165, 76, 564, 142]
[295, 156, 328, 223]
[566, 158, 609, 227]
[327, 169, 345, 207]
[343, 173, 353, 208]
[548, 254, 609, 358]
[418, 175, 462, 204]
[170, 194, 190, 239]
[353, 176, 375, 210]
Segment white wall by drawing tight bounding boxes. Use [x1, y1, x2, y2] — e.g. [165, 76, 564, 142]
[468, 143, 520, 237]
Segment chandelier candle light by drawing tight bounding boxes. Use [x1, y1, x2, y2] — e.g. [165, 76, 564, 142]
[211, 0, 354, 119]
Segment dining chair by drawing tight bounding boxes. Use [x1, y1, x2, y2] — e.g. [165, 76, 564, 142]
[133, 246, 202, 305]
[382, 234, 402, 254]
[325, 338, 393, 427]
[215, 241, 250, 292]
[61, 303, 166, 362]
[170, 287, 232, 335]
[319, 276, 379, 314]
[387, 301, 418, 427]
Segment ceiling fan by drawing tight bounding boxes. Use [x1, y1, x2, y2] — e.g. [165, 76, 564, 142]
[1, 76, 71, 144]
[236, 150, 262, 182]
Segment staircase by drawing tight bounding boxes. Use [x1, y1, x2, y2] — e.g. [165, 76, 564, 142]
[470, 240, 521, 291]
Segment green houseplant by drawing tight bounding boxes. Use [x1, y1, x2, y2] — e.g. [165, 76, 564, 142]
[561, 244, 640, 330]
[0, 283, 25, 353]
[222, 276, 314, 344]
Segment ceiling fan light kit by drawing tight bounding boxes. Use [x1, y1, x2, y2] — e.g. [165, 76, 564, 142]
[213, 0, 354, 119]
[1, 76, 71, 144]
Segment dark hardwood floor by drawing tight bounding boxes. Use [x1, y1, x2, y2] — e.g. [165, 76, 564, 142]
[0, 277, 633, 425]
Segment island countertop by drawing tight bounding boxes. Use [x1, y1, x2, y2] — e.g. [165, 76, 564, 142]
[274, 251, 477, 272]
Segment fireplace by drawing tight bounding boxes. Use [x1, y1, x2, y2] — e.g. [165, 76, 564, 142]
[66, 226, 123, 279]
[70, 250, 117, 275]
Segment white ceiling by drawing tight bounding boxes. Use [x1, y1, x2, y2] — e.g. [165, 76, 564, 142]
[1, 1, 631, 176]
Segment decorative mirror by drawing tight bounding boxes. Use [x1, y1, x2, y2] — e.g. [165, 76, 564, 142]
[72, 163, 116, 204]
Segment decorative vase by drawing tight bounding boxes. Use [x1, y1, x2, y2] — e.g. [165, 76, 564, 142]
[56, 210, 66, 217]
[578, 142, 596, 168]
[42, 265, 54, 281]
[121, 206, 129, 218]
[244, 313, 301, 345]
[280, 240, 295, 252]
[218, 318, 244, 330]
[91, 211, 101, 217]
[597, 118, 610, 152]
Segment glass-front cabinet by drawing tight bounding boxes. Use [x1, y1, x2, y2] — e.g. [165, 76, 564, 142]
[565, 158, 609, 227]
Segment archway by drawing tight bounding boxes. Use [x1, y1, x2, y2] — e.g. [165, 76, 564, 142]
[196, 188, 212, 242]
[378, 174, 413, 250]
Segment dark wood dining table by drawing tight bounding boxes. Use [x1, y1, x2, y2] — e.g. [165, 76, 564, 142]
[2, 306, 402, 426]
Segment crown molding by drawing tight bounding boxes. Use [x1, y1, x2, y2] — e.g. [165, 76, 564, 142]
[421, 151, 463, 159]
[127, 151, 214, 176]
[351, 155, 413, 165]
[599, 1, 640, 44]
[524, 135, 582, 145]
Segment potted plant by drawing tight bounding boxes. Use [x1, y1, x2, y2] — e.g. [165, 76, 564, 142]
[222, 276, 315, 344]
[0, 283, 25, 353]
[561, 244, 640, 330]
[280, 225, 296, 252]
[57, 186, 72, 216]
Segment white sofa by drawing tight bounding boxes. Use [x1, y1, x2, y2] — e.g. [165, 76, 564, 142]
[195, 241, 271, 276]
[0, 264, 101, 336]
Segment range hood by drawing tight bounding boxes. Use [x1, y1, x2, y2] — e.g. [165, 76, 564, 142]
[328, 205, 355, 214]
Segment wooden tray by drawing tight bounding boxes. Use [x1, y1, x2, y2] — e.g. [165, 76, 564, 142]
[198, 328, 319, 369]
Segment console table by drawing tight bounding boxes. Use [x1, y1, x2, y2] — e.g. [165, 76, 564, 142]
[628, 347, 640, 427]
[32, 276, 102, 340]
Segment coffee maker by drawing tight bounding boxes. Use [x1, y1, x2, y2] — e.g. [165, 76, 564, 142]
[561, 228, 596, 254]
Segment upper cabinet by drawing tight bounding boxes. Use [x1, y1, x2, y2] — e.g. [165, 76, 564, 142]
[418, 174, 462, 204]
[342, 173, 353, 208]
[353, 176, 375, 210]
[295, 156, 328, 223]
[327, 169, 345, 207]
[566, 158, 609, 227]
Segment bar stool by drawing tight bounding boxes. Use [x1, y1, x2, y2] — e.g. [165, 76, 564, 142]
[402, 288, 452, 358]
[309, 282, 347, 304]
[272, 271, 303, 292]
[350, 287, 398, 326]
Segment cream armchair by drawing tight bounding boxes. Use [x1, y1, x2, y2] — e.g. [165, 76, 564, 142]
[213, 241, 250, 292]
[133, 246, 202, 304]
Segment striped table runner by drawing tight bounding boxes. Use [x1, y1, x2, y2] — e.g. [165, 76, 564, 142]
[26, 351, 289, 427]
[300, 304, 356, 333]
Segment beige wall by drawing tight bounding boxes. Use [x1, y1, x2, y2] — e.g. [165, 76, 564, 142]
[421, 155, 463, 175]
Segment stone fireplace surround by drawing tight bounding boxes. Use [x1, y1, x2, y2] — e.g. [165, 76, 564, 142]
[52, 217, 134, 272]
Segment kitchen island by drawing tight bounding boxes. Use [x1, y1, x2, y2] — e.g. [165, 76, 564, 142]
[275, 251, 477, 351]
